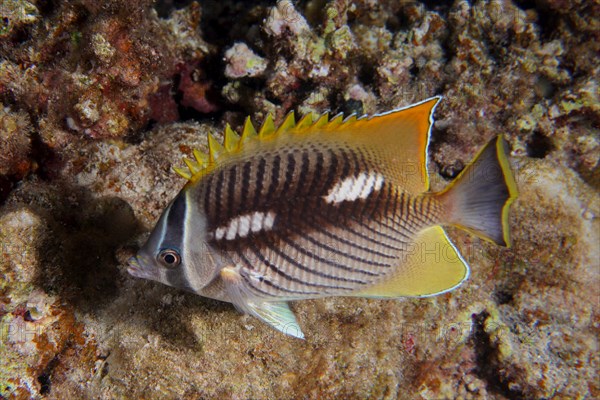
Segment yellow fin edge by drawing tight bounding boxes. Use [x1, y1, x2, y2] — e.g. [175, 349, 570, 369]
[496, 135, 519, 248]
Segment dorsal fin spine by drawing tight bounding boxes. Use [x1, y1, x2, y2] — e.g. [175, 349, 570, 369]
[224, 124, 240, 151]
[314, 113, 329, 127]
[177, 111, 338, 181]
[173, 166, 192, 180]
[275, 111, 295, 135]
[258, 114, 276, 138]
[183, 157, 200, 175]
[207, 134, 224, 162]
[343, 114, 357, 124]
[328, 113, 344, 127]
[241, 117, 257, 142]
[296, 113, 314, 130]
[193, 149, 208, 167]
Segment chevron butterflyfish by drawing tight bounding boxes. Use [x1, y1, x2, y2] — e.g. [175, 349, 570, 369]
[128, 97, 518, 339]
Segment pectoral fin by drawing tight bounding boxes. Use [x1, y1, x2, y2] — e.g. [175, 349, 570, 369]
[356, 226, 469, 298]
[246, 301, 305, 339]
[220, 266, 305, 339]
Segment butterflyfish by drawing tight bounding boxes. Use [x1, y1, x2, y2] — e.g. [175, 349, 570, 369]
[128, 97, 518, 339]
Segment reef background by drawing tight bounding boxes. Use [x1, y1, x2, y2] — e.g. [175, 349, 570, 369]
[0, 0, 598, 399]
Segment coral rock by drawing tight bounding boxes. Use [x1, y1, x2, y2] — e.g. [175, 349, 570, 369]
[0, 106, 32, 177]
[224, 43, 268, 79]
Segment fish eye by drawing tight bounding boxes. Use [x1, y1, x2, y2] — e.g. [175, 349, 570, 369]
[157, 249, 181, 268]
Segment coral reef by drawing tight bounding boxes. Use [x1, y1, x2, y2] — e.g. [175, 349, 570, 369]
[224, 42, 267, 79]
[0, 208, 99, 398]
[0, 105, 32, 204]
[0, 0, 598, 399]
[0, 105, 31, 177]
[0, 0, 39, 39]
[0, 0, 211, 145]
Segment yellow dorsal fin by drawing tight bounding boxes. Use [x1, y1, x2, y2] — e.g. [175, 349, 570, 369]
[241, 117, 257, 142]
[183, 157, 201, 175]
[174, 96, 441, 187]
[224, 124, 240, 151]
[192, 149, 208, 167]
[207, 134, 224, 162]
[173, 166, 192, 180]
[355, 226, 469, 298]
[275, 111, 295, 135]
[258, 114, 276, 138]
[343, 114, 357, 124]
[314, 113, 329, 128]
[328, 113, 344, 127]
[326, 96, 440, 193]
[296, 113, 314, 130]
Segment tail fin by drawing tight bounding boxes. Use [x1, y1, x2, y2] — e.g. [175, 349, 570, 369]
[436, 136, 518, 247]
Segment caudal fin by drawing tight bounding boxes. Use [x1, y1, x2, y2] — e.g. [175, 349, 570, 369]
[437, 136, 518, 247]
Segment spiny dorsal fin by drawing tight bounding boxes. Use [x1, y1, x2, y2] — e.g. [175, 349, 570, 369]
[224, 124, 240, 151]
[207, 133, 224, 162]
[328, 113, 344, 127]
[314, 113, 329, 128]
[258, 114, 276, 138]
[173, 110, 361, 181]
[296, 113, 314, 130]
[275, 112, 296, 135]
[241, 116, 257, 143]
[174, 111, 320, 181]
[173, 97, 440, 184]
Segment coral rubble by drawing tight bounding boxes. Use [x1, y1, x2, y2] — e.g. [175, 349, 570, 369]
[0, 0, 598, 399]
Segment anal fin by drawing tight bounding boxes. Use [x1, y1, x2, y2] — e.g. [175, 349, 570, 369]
[356, 226, 469, 298]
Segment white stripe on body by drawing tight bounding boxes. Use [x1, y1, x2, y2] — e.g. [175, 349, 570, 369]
[214, 211, 277, 241]
[323, 172, 385, 204]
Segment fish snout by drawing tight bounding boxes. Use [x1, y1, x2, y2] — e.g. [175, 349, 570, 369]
[127, 253, 160, 280]
[127, 255, 158, 280]
[127, 256, 144, 278]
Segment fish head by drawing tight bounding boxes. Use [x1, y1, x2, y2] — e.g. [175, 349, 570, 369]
[127, 189, 220, 293]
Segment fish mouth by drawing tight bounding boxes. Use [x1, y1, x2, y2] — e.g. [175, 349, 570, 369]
[127, 256, 144, 278]
[127, 255, 158, 280]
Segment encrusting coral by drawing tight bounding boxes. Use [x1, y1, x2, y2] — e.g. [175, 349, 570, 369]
[0, 0, 212, 143]
[0, 0, 39, 38]
[0, 105, 32, 177]
[0, 0, 598, 398]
